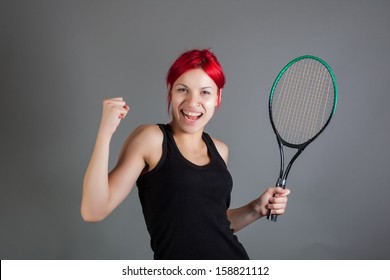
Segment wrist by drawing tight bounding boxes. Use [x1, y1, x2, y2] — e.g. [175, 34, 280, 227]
[249, 199, 263, 220]
[97, 128, 114, 142]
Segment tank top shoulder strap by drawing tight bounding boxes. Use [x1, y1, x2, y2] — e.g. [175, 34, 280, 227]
[136, 124, 168, 184]
[143, 124, 168, 175]
[158, 124, 227, 168]
[202, 132, 228, 168]
[157, 123, 169, 137]
[158, 123, 174, 142]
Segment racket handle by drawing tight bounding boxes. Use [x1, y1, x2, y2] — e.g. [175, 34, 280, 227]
[267, 179, 286, 222]
[267, 212, 278, 222]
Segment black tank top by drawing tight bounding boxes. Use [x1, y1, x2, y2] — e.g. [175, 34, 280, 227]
[136, 124, 249, 260]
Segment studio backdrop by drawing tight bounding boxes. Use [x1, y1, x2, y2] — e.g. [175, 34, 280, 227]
[1, 0, 390, 259]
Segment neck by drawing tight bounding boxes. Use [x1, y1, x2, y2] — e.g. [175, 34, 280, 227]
[169, 122, 205, 149]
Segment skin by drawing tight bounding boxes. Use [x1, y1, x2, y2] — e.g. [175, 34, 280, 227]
[81, 68, 290, 232]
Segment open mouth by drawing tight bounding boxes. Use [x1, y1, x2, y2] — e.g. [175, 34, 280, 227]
[181, 109, 203, 121]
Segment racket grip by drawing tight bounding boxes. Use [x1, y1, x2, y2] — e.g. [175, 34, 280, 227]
[267, 213, 278, 222]
[267, 179, 286, 222]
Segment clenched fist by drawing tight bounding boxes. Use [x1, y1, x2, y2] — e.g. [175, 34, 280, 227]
[98, 97, 130, 137]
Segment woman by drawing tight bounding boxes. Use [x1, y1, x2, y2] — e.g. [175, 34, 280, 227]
[81, 49, 290, 259]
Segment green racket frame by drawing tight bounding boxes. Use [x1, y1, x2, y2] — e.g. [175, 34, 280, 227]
[267, 55, 338, 222]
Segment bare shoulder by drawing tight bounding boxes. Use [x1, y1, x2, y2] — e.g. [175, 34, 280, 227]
[120, 125, 164, 173]
[123, 124, 163, 151]
[108, 125, 163, 198]
[211, 136, 229, 164]
[131, 124, 162, 140]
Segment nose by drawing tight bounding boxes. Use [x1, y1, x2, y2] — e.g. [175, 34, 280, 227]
[191, 102, 200, 107]
[187, 93, 201, 108]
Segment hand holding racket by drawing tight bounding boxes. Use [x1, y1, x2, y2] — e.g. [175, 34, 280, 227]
[267, 55, 338, 222]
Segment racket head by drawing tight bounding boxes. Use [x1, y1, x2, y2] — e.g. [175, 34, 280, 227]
[269, 55, 338, 148]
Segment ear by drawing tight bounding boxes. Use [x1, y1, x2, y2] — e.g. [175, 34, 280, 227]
[216, 88, 223, 107]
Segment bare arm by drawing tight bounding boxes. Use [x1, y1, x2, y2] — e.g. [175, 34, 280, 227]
[212, 137, 290, 232]
[81, 98, 159, 222]
[227, 187, 290, 232]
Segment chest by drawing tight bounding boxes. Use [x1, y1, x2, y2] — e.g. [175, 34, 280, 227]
[174, 142, 211, 166]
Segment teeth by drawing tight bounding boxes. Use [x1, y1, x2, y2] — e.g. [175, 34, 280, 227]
[183, 110, 202, 117]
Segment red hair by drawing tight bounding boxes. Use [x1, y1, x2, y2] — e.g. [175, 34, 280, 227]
[166, 49, 225, 111]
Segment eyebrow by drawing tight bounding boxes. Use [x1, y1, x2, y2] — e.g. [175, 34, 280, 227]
[175, 83, 214, 90]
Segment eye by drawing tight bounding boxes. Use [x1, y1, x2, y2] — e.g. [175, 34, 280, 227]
[177, 88, 188, 93]
[201, 90, 211, 95]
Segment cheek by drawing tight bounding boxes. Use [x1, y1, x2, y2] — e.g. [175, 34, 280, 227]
[205, 100, 215, 107]
[205, 96, 218, 108]
[203, 100, 217, 116]
[170, 94, 183, 107]
[170, 98, 184, 118]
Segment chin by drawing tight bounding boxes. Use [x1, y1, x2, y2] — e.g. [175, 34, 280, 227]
[172, 115, 209, 134]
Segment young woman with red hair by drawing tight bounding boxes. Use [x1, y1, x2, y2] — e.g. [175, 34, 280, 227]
[81, 49, 290, 260]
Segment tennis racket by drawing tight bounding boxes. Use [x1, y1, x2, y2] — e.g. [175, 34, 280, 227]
[267, 55, 338, 222]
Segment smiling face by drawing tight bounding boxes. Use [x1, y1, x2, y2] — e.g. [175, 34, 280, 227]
[170, 68, 220, 134]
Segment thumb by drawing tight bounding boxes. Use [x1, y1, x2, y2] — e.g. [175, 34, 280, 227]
[274, 186, 291, 196]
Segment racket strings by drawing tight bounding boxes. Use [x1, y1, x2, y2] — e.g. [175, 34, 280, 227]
[282, 60, 315, 144]
[272, 58, 334, 145]
[302, 60, 327, 143]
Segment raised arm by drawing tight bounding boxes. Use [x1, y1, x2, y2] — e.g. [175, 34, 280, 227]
[81, 98, 160, 222]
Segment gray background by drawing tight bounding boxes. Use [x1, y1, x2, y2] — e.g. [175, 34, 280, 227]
[1, 0, 389, 259]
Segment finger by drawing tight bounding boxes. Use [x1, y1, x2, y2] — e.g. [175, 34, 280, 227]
[270, 196, 288, 204]
[103, 97, 127, 105]
[103, 97, 123, 104]
[274, 186, 291, 196]
[270, 208, 286, 215]
[118, 108, 129, 119]
[106, 100, 127, 107]
[268, 202, 287, 210]
[110, 97, 124, 101]
[119, 106, 130, 118]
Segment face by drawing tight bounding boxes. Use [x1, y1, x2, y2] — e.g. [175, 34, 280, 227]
[170, 68, 220, 134]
